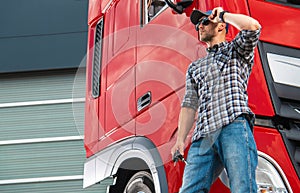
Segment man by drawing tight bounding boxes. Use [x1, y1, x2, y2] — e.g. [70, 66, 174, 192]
[171, 7, 261, 193]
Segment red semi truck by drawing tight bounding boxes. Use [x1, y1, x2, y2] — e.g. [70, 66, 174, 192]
[83, 0, 300, 192]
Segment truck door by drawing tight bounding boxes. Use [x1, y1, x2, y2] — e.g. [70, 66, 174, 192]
[104, 0, 137, 142]
[135, 0, 200, 146]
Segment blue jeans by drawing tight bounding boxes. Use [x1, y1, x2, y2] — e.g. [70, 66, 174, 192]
[179, 116, 258, 193]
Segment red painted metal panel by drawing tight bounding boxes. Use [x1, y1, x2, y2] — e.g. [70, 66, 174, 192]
[248, 50, 275, 117]
[249, 0, 300, 49]
[254, 126, 300, 192]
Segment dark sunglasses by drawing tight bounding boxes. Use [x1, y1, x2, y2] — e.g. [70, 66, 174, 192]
[195, 17, 210, 31]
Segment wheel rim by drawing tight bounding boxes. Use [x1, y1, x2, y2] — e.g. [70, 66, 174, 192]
[125, 171, 155, 193]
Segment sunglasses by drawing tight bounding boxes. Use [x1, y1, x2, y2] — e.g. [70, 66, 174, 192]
[195, 17, 210, 31]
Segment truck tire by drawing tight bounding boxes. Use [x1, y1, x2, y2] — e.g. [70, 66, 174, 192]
[124, 171, 155, 193]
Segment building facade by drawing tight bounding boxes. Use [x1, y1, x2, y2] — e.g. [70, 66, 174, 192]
[0, 1, 109, 192]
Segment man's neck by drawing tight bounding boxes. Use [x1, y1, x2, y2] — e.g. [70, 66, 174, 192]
[207, 36, 226, 48]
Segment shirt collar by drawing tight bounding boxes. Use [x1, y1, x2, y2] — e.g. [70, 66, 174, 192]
[206, 41, 227, 52]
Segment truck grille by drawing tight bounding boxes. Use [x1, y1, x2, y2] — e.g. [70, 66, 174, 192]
[92, 18, 104, 98]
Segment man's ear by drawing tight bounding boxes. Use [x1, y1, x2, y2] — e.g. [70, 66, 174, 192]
[218, 23, 226, 32]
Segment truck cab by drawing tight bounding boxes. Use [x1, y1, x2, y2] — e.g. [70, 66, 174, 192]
[83, 0, 300, 192]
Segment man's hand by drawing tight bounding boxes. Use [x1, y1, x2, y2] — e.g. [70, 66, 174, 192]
[171, 140, 185, 158]
[208, 7, 224, 23]
[170, 107, 196, 164]
[209, 7, 261, 30]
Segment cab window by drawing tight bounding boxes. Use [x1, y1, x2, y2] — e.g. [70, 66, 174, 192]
[268, 0, 300, 7]
[141, 0, 167, 26]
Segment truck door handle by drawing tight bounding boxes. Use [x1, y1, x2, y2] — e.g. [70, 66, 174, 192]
[137, 92, 152, 112]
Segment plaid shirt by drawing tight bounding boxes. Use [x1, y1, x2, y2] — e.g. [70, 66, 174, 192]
[182, 29, 261, 142]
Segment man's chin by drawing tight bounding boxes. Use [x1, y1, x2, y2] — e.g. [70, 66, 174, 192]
[200, 37, 208, 42]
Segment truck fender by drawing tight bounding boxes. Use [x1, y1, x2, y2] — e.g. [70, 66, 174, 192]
[83, 137, 168, 193]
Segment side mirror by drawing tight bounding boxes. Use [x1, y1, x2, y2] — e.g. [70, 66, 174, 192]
[164, 0, 193, 14]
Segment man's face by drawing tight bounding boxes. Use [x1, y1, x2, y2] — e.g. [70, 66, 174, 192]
[197, 17, 218, 42]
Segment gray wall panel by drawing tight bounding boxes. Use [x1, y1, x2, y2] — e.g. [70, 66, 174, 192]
[0, 103, 84, 141]
[0, 69, 85, 103]
[0, 0, 88, 73]
[0, 179, 113, 193]
[0, 140, 85, 180]
[0, 32, 87, 73]
[0, 0, 88, 38]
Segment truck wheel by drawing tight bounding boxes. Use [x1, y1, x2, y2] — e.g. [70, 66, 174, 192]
[124, 171, 155, 193]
